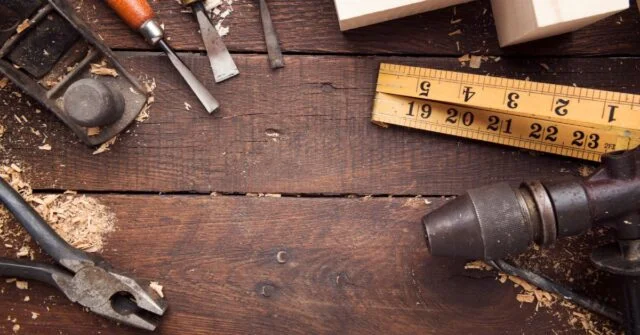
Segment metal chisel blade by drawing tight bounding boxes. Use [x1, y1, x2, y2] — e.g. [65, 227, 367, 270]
[193, 3, 239, 83]
[158, 40, 220, 113]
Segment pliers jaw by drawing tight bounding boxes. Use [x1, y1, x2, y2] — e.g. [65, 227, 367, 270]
[53, 266, 168, 331]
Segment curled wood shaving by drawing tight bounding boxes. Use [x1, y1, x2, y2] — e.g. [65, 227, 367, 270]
[90, 60, 118, 77]
[136, 77, 156, 123]
[92, 137, 117, 155]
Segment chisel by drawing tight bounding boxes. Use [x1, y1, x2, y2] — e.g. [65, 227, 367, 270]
[104, 0, 220, 113]
[258, 0, 284, 69]
[181, 0, 239, 83]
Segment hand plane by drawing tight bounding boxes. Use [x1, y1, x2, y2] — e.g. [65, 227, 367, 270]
[0, 0, 148, 146]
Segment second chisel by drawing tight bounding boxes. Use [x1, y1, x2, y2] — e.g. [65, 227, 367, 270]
[182, 0, 239, 83]
[105, 0, 220, 113]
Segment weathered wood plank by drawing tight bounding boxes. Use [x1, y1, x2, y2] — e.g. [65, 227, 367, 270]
[3, 54, 629, 195]
[70, 0, 640, 56]
[0, 195, 591, 334]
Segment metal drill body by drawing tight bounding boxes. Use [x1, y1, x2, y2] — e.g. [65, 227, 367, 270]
[423, 147, 640, 334]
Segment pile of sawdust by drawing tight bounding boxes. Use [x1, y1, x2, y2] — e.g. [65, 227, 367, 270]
[0, 164, 115, 254]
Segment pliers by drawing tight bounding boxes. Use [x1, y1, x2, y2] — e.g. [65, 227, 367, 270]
[0, 177, 167, 330]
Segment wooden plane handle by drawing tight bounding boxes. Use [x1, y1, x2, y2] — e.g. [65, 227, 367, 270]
[105, 0, 155, 30]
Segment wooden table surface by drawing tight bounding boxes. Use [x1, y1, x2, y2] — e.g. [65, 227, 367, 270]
[0, 0, 635, 333]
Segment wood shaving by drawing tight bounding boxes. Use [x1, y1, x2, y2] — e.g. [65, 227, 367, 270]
[516, 293, 535, 303]
[0, 77, 8, 89]
[15, 281, 28, 290]
[448, 29, 462, 36]
[12, 324, 19, 333]
[205, 0, 233, 37]
[37, 144, 52, 151]
[464, 260, 493, 271]
[23, 296, 29, 302]
[30, 312, 38, 320]
[90, 60, 118, 77]
[87, 127, 101, 137]
[149, 281, 164, 298]
[16, 20, 30, 33]
[578, 165, 595, 177]
[469, 55, 483, 69]
[371, 120, 389, 128]
[540, 63, 551, 72]
[92, 137, 117, 155]
[16, 246, 30, 258]
[184, 102, 192, 111]
[136, 77, 156, 123]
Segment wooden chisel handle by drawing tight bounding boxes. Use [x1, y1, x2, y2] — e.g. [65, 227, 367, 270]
[105, 0, 155, 30]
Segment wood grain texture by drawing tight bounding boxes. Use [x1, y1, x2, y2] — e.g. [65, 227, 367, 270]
[0, 195, 588, 334]
[70, 0, 640, 56]
[1, 54, 626, 195]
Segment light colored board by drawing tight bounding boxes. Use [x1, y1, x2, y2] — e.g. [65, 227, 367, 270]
[333, 0, 474, 31]
[491, 0, 629, 47]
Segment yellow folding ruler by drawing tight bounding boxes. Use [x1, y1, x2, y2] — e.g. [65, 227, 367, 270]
[373, 63, 640, 162]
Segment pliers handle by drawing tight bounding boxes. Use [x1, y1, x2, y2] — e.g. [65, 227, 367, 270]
[0, 177, 167, 330]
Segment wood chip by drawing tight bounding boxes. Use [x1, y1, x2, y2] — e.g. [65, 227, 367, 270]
[16, 19, 30, 33]
[469, 55, 483, 69]
[516, 293, 535, 303]
[38, 144, 52, 151]
[508, 275, 535, 292]
[149, 281, 164, 298]
[578, 165, 595, 177]
[30, 312, 39, 320]
[15, 281, 28, 290]
[16, 246, 30, 258]
[0, 77, 8, 89]
[448, 29, 462, 36]
[87, 127, 101, 136]
[90, 61, 118, 77]
[464, 260, 493, 271]
[12, 324, 19, 333]
[10, 164, 22, 173]
[23, 296, 29, 302]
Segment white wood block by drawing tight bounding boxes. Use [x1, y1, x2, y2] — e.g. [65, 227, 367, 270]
[491, 0, 629, 47]
[334, 0, 474, 31]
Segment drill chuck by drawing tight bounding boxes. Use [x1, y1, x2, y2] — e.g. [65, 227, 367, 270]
[424, 149, 640, 260]
[424, 182, 548, 260]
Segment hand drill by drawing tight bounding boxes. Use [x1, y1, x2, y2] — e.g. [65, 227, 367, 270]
[423, 147, 640, 334]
